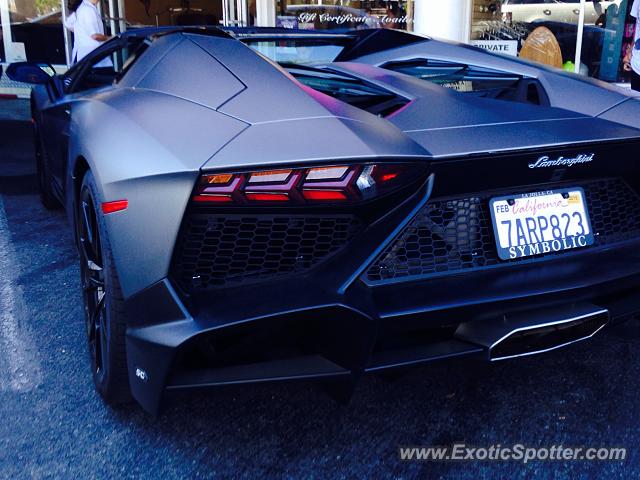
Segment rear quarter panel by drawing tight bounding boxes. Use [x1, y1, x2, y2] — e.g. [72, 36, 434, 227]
[67, 88, 249, 297]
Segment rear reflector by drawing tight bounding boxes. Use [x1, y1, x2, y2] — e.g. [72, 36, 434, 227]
[101, 200, 128, 214]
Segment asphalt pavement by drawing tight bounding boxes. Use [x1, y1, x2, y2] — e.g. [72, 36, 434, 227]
[1, 99, 640, 479]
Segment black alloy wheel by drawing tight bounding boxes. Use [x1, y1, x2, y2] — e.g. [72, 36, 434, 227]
[76, 171, 131, 404]
[78, 183, 109, 384]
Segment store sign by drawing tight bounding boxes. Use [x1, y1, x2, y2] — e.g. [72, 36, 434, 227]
[296, 12, 412, 27]
[276, 16, 299, 29]
[471, 40, 518, 57]
[8, 42, 27, 63]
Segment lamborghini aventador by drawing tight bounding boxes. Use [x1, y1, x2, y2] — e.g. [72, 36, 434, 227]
[7, 26, 640, 414]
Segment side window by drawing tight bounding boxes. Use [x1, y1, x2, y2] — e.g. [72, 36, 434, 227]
[71, 53, 116, 93]
[63, 38, 146, 94]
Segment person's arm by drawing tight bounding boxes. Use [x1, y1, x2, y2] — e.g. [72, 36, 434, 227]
[63, 12, 76, 32]
[624, 38, 634, 72]
[625, 1, 639, 71]
[91, 33, 110, 42]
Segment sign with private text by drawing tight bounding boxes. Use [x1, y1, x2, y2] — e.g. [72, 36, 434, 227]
[471, 40, 518, 57]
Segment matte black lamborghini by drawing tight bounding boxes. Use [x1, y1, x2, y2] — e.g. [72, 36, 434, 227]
[7, 26, 640, 414]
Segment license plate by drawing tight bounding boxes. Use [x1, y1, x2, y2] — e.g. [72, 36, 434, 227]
[489, 187, 594, 260]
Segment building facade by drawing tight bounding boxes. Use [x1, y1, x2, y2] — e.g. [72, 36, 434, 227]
[0, 0, 636, 84]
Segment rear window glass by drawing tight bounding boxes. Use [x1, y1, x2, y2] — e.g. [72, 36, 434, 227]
[288, 66, 409, 116]
[245, 39, 346, 65]
[382, 59, 548, 105]
[236, 28, 427, 66]
[383, 59, 522, 92]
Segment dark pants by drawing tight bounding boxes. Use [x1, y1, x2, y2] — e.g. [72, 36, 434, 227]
[632, 70, 640, 92]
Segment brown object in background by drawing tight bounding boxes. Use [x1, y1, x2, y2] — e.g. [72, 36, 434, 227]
[519, 26, 563, 69]
[140, 0, 151, 16]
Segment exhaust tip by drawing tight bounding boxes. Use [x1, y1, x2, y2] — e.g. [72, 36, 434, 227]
[490, 310, 608, 361]
[455, 304, 609, 362]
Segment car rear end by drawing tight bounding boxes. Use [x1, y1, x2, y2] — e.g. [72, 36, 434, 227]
[124, 134, 640, 414]
[112, 32, 640, 414]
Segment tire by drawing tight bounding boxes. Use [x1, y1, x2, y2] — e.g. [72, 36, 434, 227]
[33, 122, 60, 210]
[76, 171, 131, 404]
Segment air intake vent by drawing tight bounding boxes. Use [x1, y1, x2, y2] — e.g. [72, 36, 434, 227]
[171, 213, 362, 292]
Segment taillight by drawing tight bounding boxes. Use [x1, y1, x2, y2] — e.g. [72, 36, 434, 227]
[192, 163, 426, 205]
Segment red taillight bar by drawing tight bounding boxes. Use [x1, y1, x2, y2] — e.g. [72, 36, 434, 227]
[192, 194, 233, 203]
[246, 192, 290, 202]
[302, 190, 347, 201]
[192, 163, 425, 205]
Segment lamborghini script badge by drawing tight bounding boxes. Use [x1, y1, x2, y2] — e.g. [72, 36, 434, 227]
[528, 153, 594, 169]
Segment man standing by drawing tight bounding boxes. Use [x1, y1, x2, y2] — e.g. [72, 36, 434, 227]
[73, 0, 111, 63]
[624, 0, 640, 91]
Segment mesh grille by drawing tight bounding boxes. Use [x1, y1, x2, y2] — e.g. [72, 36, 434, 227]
[172, 214, 361, 291]
[365, 178, 640, 283]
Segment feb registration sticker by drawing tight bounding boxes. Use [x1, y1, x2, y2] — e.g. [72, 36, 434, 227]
[489, 187, 594, 260]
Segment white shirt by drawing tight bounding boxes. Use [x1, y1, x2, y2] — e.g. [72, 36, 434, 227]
[64, 11, 76, 33]
[73, 0, 105, 63]
[631, 0, 640, 75]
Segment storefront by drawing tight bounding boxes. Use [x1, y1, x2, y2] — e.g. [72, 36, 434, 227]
[0, 0, 636, 85]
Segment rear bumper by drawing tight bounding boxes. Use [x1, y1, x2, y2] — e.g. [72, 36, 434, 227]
[124, 238, 640, 414]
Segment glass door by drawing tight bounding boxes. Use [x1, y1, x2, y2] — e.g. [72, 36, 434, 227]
[224, 0, 251, 26]
[1, 0, 66, 63]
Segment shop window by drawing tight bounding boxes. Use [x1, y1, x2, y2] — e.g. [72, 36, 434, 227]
[121, 0, 223, 28]
[1, 0, 66, 64]
[470, 0, 632, 84]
